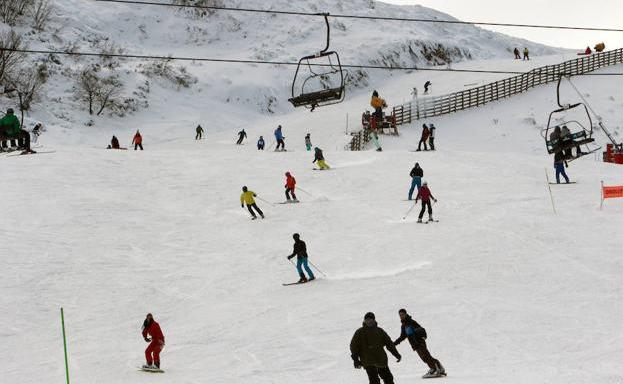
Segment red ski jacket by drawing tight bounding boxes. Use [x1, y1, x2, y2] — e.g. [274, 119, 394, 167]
[421, 127, 430, 140]
[416, 186, 435, 203]
[285, 174, 296, 189]
[133, 133, 143, 144]
[142, 320, 165, 343]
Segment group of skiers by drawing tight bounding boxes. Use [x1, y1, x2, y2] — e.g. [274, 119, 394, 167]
[351, 309, 445, 382]
[0, 108, 36, 154]
[107, 130, 143, 150]
[407, 162, 437, 222]
[232, 124, 316, 153]
[417, 124, 436, 151]
[513, 47, 530, 60]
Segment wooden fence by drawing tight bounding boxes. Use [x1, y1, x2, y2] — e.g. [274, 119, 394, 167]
[392, 48, 623, 125]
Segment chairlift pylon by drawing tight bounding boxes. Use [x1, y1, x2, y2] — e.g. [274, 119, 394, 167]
[288, 13, 345, 112]
[542, 75, 599, 161]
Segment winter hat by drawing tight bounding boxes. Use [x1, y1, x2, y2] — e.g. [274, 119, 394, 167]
[398, 308, 407, 314]
[293, 233, 300, 240]
[285, 172, 291, 176]
[423, 124, 428, 128]
[7, 108, 14, 114]
[242, 186, 248, 192]
[364, 312, 375, 320]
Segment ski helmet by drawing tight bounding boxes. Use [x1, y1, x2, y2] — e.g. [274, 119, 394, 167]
[242, 186, 248, 192]
[293, 233, 300, 240]
[364, 312, 375, 320]
[7, 108, 14, 114]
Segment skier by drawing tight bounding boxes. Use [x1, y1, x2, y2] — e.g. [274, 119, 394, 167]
[286, 233, 315, 283]
[554, 151, 570, 184]
[584, 46, 592, 55]
[236, 129, 247, 145]
[408, 162, 424, 201]
[284, 172, 298, 202]
[370, 90, 387, 122]
[110, 135, 120, 149]
[415, 181, 437, 223]
[313, 147, 330, 170]
[549, 126, 562, 153]
[417, 124, 430, 151]
[350, 312, 402, 384]
[423, 81, 431, 94]
[240, 186, 265, 219]
[257, 135, 265, 150]
[428, 123, 436, 150]
[0, 108, 35, 153]
[393, 308, 445, 378]
[195, 124, 204, 140]
[513, 47, 521, 60]
[132, 130, 143, 150]
[305, 133, 312, 151]
[32, 123, 42, 144]
[274, 125, 285, 151]
[523, 47, 530, 60]
[141, 313, 165, 369]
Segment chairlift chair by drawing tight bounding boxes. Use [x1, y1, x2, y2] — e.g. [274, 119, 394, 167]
[542, 76, 598, 161]
[289, 13, 345, 111]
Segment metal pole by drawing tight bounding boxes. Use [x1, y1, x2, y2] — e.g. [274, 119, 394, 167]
[402, 202, 417, 220]
[256, 196, 275, 206]
[296, 186, 314, 198]
[61, 308, 70, 384]
[545, 168, 557, 214]
[308, 260, 327, 277]
[600, 180, 604, 210]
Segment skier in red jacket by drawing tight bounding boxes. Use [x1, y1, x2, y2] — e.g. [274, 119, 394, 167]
[141, 313, 165, 369]
[415, 181, 437, 223]
[284, 172, 298, 202]
[417, 124, 430, 151]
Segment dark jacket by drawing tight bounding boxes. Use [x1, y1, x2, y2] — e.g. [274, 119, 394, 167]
[410, 166, 423, 178]
[351, 321, 401, 368]
[393, 315, 427, 349]
[288, 239, 308, 260]
[416, 186, 435, 203]
[313, 148, 324, 162]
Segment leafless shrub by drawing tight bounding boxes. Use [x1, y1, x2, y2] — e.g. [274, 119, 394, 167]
[30, 0, 53, 31]
[0, 29, 25, 85]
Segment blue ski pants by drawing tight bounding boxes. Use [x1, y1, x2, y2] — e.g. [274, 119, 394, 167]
[297, 258, 315, 279]
[408, 177, 422, 200]
[555, 162, 569, 183]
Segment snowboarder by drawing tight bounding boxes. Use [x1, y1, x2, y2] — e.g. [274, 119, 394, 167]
[513, 47, 521, 60]
[236, 129, 247, 145]
[141, 313, 165, 369]
[305, 133, 312, 151]
[313, 147, 330, 170]
[554, 152, 570, 184]
[32, 123, 42, 144]
[284, 172, 298, 202]
[0, 108, 34, 153]
[257, 136, 265, 150]
[415, 181, 437, 223]
[109, 135, 120, 149]
[424, 81, 431, 94]
[408, 162, 424, 201]
[417, 124, 430, 151]
[428, 123, 436, 150]
[393, 308, 445, 378]
[350, 312, 402, 384]
[195, 124, 204, 140]
[523, 47, 530, 60]
[133, 130, 143, 150]
[274, 125, 285, 151]
[286, 233, 315, 283]
[370, 90, 387, 122]
[240, 186, 264, 219]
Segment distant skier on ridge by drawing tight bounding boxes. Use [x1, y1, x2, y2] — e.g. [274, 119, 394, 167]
[195, 124, 204, 140]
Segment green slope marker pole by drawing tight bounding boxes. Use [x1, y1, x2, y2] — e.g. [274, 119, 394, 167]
[61, 307, 70, 384]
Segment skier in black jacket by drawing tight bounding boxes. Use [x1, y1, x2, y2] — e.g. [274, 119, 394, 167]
[408, 163, 424, 200]
[393, 309, 445, 378]
[236, 129, 247, 145]
[286, 233, 315, 283]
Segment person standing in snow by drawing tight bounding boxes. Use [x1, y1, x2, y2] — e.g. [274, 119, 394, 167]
[415, 181, 437, 223]
[370, 130, 383, 152]
[31, 123, 43, 144]
[286, 233, 315, 283]
[313, 147, 330, 170]
[305, 133, 312, 151]
[274, 125, 285, 151]
[195, 124, 204, 140]
[370, 90, 387, 122]
[408, 162, 424, 201]
[284, 172, 298, 202]
[393, 308, 445, 378]
[428, 124, 436, 151]
[424, 81, 431, 94]
[236, 129, 247, 145]
[417, 124, 430, 151]
[110, 135, 120, 149]
[513, 47, 521, 60]
[133, 130, 143, 150]
[554, 151, 570, 184]
[523, 47, 530, 60]
[350, 312, 401, 384]
[257, 136, 265, 150]
[240, 186, 264, 219]
[142, 313, 165, 369]
[0, 108, 34, 153]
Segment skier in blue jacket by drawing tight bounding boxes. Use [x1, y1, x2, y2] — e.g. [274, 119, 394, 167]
[274, 125, 285, 151]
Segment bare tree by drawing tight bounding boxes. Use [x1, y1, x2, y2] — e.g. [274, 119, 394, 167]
[4, 63, 48, 125]
[172, 0, 222, 18]
[0, 0, 34, 25]
[29, 0, 53, 31]
[75, 67, 123, 116]
[95, 75, 122, 115]
[0, 29, 25, 85]
[77, 69, 99, 115]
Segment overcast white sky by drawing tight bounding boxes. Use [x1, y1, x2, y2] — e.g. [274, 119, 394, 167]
[383, 0, 623, 49]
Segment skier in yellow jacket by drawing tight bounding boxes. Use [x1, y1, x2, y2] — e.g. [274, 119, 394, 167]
[240, 186, 265, 219]
[370, 90, 387, 122]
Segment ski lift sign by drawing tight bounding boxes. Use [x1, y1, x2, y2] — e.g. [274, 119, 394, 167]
[600, 181, 623, 209]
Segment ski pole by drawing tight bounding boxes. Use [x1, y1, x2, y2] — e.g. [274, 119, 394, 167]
[297, 186, 315, 198]
[256, 196, 276, 206]
[308, 260, 327, 277]
[402, 202, 417, 220]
